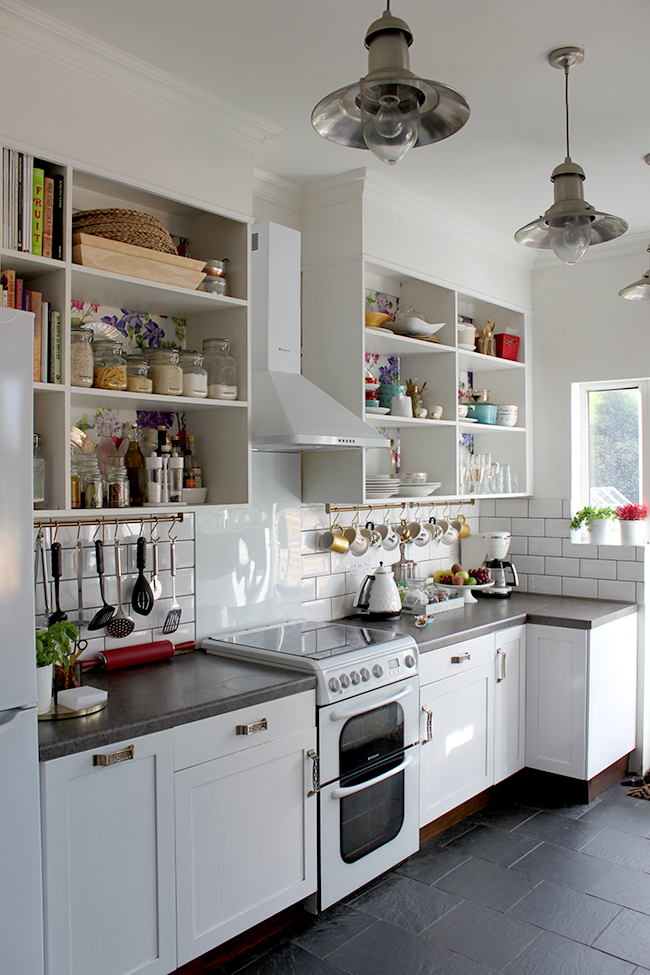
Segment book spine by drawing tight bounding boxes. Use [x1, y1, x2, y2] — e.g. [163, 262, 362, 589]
[52, 310, 62, 384]
[43, 176, 54, 259]
[23, 289, 31, 312]
[23, 154, 32, 254]
[2, 148, 8, 249]
[15, 278, 23, 311]
[0, 270, 15, 308]
[40, 302, 49, 382]
[16, 153, 23, 251]
[10, 151, 16, 251]
[1, 289, 7, 307]
[52, 174, 64, 261]
[30, 291, 42, 382]
[32, 167, 44, 256]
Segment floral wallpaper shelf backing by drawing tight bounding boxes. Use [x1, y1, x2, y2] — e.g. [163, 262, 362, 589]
[71, 302, 186, 352]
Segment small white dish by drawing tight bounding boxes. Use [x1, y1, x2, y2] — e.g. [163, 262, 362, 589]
[183, 487, 208, 504]
[392, 319, 445, 337]
[459, 416, 478, 423]
[459, 343, 476, 352]
[365, 405, 390, 414]
[397, 482, 442, 498]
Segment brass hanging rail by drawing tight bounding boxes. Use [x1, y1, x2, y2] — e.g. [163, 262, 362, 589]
[325, 499, 474, 515]
[34, 513, 184, 531]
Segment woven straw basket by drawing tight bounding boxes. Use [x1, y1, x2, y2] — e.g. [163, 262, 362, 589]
[71, 208, 178, 255]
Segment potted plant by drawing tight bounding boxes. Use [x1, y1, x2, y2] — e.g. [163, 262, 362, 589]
[570, 505, 617, 544]
[616, 502, 647, 546]
[35, 622, 80, 712]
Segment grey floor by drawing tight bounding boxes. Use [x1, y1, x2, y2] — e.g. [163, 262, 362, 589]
[215, 781, 650, 975]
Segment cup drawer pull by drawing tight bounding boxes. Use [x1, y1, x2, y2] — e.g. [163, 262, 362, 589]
[236, 718, 268, 736]
[451, 653, 471, 664]
[93, 745, 134, 767]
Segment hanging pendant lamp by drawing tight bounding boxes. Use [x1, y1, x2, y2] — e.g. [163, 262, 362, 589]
[619, 246, 650, 300]
[515, 47, 627, 265]
[311, 2, 470, 166]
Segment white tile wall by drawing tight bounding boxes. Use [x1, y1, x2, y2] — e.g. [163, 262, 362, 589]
[480, 499, 645, 604]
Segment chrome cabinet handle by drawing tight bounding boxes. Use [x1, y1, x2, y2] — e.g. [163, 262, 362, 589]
[421, 705, 433, 745]
[331, 755, 413, 799]
[307, 749, 320, 797]
[93, 745, 134, 767]
[497, 649, 506, 683]
[236, 718, 268, 736]
[451, 652, 471, 664]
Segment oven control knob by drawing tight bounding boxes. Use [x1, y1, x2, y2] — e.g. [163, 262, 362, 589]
[360, 668, 370, 682]
[350, 670, 361, 685]
[405, 655, 416, 668]
[328, 677, 341, 693]
[373, 664, 383, 678]
[340, 674, 351, 688]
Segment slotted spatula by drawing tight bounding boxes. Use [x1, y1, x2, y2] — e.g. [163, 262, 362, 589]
[162, 538, 181, 634]
[87, 539, 115, 631]
[106, 538, 135, 639]
[131, 537, 154, 616]
[48, 541, 67, 625]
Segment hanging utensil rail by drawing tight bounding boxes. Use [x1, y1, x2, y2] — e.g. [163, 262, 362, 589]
[34, 513, 184, 531]
[325, 500, 475, 515]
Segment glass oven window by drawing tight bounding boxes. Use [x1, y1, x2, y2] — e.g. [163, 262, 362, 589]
[339, 702, 404, 780]
[340, 762, 405, 864]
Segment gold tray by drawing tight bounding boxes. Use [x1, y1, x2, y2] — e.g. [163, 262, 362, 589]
[38, 699, 108, 721]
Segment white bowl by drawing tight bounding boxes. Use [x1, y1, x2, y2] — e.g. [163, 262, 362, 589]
[457, 404, 469, 418]
[391, 317, 445, 336]
[183, 487, 208, 504]
[495, 416, 518, 427]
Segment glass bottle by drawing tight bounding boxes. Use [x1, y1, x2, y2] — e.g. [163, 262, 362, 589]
[160, 444, 171, 503]
[92, 339, 127, 390]
[183, 435, 202, 488]
[70, 455, 81, 508]
[107, 463, 130, 508]
[147, 348, 183, 396]
[33, 433, 46, 508]
[70, 330, 94, 387]
[96, 421, 120, 503]
[180, 350, 208, 398]
[157, 425, 169, 455]
[124, 423, 146, 507]
[203, 338, 238, 400]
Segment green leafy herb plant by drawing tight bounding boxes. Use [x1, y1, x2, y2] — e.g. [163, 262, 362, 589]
[570, 505, 617, 533]
[35, 622, 79, 669]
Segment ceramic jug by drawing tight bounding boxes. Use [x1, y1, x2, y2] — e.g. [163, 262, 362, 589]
[354, 562, 402, 619]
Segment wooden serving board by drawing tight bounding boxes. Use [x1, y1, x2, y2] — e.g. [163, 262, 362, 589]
[72, 233, 207, 290]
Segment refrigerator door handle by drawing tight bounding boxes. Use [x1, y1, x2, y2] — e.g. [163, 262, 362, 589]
[0, 707, 28, 733]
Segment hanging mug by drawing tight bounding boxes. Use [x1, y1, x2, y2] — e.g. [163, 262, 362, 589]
[362, 521, 383, 547]
[405, 520, 430, 547]
[343, 526, 370, 556]
[381, 524, 401, 551]
[425, 517, 443, 542]
[451, 515, 471, 539]
[320, 526, 349, 553]
[437, 519, 459, 545]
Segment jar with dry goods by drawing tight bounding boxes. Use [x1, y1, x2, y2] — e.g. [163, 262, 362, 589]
[179, 350, 208, 398]
[93, 339, 127, 390]
[199, 259, 228, 295]
[203, 338, 238, 400]
[76, 453, 103, 509]
[126, 354, 153, 393]
[70, 330, 94, 387]
[107, 464, 130, 508]
[147, 348, 183, 396]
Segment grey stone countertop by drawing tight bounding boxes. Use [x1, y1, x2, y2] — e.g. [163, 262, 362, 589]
[38, 652, 316, 762]
[346, 592, 638, 651]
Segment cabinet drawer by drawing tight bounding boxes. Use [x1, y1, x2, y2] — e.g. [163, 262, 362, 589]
[420, 634, 494, 685]
[174, 690, 316, 770]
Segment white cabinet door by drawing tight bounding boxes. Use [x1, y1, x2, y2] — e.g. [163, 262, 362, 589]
[587, 614, 637, 779]
[41, 730, 176, 975]
[174, 726, 317, 966]
[419, 660, 494, 827]
[494, 625, 526, 783]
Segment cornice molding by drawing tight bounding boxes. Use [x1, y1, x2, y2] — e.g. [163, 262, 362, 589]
[253, 169, 303, 212]
[0, 0, 283, 149]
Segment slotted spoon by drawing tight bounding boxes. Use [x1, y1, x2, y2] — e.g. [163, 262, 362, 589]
[87, 539, 115, 631]
[162, 538, 182, 634]
[106, 538, 135, 639]
[131, 537, 154, 616]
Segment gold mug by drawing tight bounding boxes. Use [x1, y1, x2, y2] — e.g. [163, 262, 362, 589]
[451, 515, 471, 539]
[319, 525, 349, 553]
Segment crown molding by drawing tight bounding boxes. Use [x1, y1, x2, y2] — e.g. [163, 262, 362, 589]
[253, 169, 303, 212]
[0, 0, 283, 149]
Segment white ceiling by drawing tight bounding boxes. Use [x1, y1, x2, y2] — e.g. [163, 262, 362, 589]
[25, 0, 650, 243]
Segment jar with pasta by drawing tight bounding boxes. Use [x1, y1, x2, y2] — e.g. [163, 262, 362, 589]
[147, 348, 183, 396]
[126, 354, 153, 393]
[93, 339, 127, 391]
[70, 329, 94, 387]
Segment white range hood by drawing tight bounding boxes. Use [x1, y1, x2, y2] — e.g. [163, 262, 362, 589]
[250, 222, 388, 452]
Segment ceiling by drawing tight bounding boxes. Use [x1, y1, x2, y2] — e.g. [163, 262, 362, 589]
[25, 0, 650, 244]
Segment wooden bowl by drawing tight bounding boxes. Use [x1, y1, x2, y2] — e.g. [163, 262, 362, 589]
[365, 311, 392, 328]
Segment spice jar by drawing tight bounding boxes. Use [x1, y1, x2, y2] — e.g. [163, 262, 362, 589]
[145, 455, 163, 504]
[199, 259, 228, 295]
[203, 338, 238, 400]
[180, 350, 208, 398]
[70, 330, 94, 387]
[76, 454, 103, 509]
[107, 464, 130, 508]
[126, 354, 153, 393]
[168, 456, 184, 503]
[147, 348, 183, 396]
[93, 339, 127, 390]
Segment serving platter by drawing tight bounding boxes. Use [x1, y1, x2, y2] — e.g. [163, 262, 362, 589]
[433, 580, 494, 604]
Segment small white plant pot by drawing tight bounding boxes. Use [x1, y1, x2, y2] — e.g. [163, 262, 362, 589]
[36, 663, 53, 715]
[619, 520, 646, 546]
[587, 518, 613, 545]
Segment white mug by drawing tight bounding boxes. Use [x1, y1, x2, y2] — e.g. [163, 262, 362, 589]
[405, 520, 430, 547]
[381, 525, 401, 551]
[437, 519, 459, 545]
[425, 518, 443, 542]
[390, 394, 413, 418]
[363, 522, 383, 547]
[343, 526, 370, 556]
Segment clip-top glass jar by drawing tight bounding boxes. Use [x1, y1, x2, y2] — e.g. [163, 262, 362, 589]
[70, 330, 94, 387]
[126, 354, 153, 393]
[147, 348, 183, 396]
[107, 464, 130, 508]
[203, 338, 238, 400]
[199, 259, 228, 295]
[179, 350, 208, 398]
[93, 339, 127, 390]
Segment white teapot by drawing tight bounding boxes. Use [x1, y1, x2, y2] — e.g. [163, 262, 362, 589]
[354, 562, 402, 619]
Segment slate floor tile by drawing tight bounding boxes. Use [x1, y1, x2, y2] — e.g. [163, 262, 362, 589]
[581, 828, 650, 872]
[511, 841, 614, 891]
[288, 904, 375, 959]
[437, 954, 500, 975]
[236, 941, 351, 975]
[443, 823, 541, 866]
[593, 908, 650, 967]
[422, 899, 541, 970]
[546, 798, 602, 820]
[506, 880, 621, 944]
[580, 800, 650, 838]
[512, 809, 605, 851]
[587, 864, 650, 915]
[394, 842, 472, 885]
[326, 919, 454, 975]
[598, 784, 645, 807]
[433, 855, 540, 912]
[347, 873, 462, 933]
[468, 803, 540, 832]
[503, 930, 635, 975]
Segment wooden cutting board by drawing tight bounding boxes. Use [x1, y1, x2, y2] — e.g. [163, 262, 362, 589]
[72, 233, 207, 290]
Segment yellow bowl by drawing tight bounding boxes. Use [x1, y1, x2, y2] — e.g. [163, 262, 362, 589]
[365, 311, 391, 329]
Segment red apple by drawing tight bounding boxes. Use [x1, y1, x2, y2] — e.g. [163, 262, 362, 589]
[452, 574, 465, 586]
[451, 563, 463, 574]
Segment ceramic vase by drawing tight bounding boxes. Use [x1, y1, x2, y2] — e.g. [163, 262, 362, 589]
[588, 518, 612, 545]
[619, 519, 646, 546]
[36, 664, 53, 715]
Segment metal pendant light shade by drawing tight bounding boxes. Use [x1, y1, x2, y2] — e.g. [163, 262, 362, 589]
[619, 246, 650, 300]
[311, 6, 470, 166]
[515, 47, 627, 264]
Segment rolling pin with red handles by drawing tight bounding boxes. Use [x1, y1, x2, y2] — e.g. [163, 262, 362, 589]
[81, 640, 175, 671]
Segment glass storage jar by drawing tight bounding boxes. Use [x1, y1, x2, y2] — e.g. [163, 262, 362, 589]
[107, 464, 130, 508]
[199, 259, 228, 295]
[203, 338, 238, 400]
[93, 339, 127, 390]
[33, 434, 46, 508]
[180, 350, 208, 398]
[76, 453, 103, 509]
[147, 348, 183, 396]
[70, 330, 94, 387]
[70, 456, 81, 509]
[126, 354, 153, 393]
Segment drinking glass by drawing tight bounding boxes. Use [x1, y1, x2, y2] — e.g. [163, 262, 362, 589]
[500, 464, 512, 493]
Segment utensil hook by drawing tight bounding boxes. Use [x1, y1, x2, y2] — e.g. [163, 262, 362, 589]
[167, 521, 178, 542]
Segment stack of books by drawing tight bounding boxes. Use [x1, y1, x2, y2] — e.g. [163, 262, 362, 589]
[2, 149, 64, 259]
[0, 269, 62, 383]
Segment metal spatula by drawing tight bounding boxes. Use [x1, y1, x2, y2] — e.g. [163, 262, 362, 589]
[162, 538, 181, 634]
[106, 538, 135, 639]
[87, 539, 115, 631]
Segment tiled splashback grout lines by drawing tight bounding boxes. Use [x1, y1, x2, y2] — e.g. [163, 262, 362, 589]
[34, 515, 197, 657]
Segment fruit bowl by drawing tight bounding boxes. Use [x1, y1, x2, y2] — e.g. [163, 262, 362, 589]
[433, 581, 495, 604]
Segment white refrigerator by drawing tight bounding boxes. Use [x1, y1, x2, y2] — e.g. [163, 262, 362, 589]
[0, 307, 44, 974]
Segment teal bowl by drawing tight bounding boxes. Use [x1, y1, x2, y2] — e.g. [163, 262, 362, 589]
[467, 403, 497, 424]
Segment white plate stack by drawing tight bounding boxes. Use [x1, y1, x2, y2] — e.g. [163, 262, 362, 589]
[495, 405, 518, 427]
[365, 475, 400, 499]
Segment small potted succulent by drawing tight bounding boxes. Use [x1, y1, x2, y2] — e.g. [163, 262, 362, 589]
[616, 502, 647, 546]
[570, 505, 617, 544]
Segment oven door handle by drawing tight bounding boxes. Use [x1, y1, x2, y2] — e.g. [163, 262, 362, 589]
[329, 683, 414, 722]
[331, 754, 413, 800]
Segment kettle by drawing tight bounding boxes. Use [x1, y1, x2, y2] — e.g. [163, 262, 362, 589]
[354, 562, 402, 620]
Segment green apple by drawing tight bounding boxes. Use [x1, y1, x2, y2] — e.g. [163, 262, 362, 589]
[459, 570, 470, 581]
[433, 569, 446, 583]
[466, 576, 478, 586]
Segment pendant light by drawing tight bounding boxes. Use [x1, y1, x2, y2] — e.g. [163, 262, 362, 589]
[619, 156, 650, 300]
[311, 2, 470, 166]
[515, 47, 628, 265]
